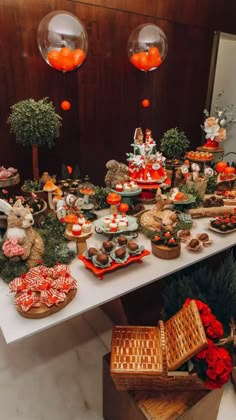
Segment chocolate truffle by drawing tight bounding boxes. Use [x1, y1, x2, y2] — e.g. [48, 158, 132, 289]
[88, 247, 98, 258]
[179, 230, 190, 238]
[127, 240, 139, 252]
[117, 235, 128, 246]
[103, 241, 114, 252]
[189, 239, 200, 249]
[115, 246, 127, 259]
[198, 233, 209, 242]
[96, 252, 109, 265]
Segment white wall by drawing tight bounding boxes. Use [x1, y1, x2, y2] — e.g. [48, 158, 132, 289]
[211, 32, 236, 162]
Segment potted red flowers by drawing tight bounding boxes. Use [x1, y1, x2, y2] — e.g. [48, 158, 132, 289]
[183, 298, 232, 389]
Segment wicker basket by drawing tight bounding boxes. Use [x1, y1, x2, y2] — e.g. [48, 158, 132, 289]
[110, 301, 208, 391]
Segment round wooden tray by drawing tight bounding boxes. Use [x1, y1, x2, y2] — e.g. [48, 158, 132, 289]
[151, 242, 181, 259]
[15, 288, 77, 319]
[0, 172, 20, 187]
[185, 155, 213, 163]
[64, 228, 93, 242]
[196, 146, 224, 153]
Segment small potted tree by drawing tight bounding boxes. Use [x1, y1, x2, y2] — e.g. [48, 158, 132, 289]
[160, 128, 190, 186]
[7, 97, 62, 191]
[160, 127, 190, 162]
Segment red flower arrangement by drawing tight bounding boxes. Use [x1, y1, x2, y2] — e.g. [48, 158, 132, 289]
[183, 299, 232, 389]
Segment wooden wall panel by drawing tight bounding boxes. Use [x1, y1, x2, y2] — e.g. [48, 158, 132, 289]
[0, 0, 235, 185]
[76, 0, 236, 33]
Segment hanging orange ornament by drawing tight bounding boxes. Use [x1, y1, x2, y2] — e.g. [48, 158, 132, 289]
[142, 99, 150, 108]
[61, 101, 71, 111]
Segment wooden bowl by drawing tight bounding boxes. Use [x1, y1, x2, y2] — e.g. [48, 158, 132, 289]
[151, 242, 181, 259]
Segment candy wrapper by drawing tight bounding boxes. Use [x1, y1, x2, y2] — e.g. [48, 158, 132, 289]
[14, 291, 41, 312]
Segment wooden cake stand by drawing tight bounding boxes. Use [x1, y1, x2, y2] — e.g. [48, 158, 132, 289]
[111, 188, 142, 206]
[196, 146, 224, 162]
[197, 146, 224, 153]
[151, 242, 181, 259]
[65, 228, 93, 255]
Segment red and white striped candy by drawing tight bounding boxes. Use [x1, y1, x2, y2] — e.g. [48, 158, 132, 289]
[9, 277, 27, 293]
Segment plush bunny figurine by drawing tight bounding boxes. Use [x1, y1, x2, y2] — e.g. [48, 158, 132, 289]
[0, 199, 44, 267]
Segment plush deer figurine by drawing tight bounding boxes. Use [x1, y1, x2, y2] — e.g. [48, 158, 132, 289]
[140, 188, 177, 231]
[0, 199, 44, 267]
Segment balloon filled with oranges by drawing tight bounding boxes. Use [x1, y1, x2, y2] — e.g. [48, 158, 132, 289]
[128, 23, 167, 72]
[37, 10, 88, 72]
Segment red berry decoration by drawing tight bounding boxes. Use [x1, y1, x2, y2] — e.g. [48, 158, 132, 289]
[142, 99, 150, 108]
[61, 100, 71, 111]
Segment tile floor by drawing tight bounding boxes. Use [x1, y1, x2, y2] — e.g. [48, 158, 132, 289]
[0, 307, 235, 420]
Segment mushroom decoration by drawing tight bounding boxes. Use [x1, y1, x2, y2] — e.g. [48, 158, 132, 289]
[43, 180, 58, 209]
[79, 187, 95, 209]
[106, 193, 121, 214]
[52, 187, 63, 209]
[63, 213, 78, 232]
[118, 202, 129, 216]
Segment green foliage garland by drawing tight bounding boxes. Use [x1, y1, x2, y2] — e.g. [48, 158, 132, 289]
[179, 184, 203, 209]
[206, 176, 217, 194]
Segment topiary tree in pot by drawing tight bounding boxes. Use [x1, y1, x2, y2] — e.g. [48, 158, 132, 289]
[7, 98, 62, 181]
[160, 127, 190, 161]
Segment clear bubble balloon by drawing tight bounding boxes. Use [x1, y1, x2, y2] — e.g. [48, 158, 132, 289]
[127, 23, 167, 72]
[37, 10, 88, 72]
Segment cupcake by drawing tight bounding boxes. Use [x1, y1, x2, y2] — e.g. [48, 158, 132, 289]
[103, 241, 114, 253]
[72, 224, 82, 236]
[96, 252, 109, 266]
[123, 182, 131, 192]
[109, 220, 118, 232]
[115, 183, 123, 192]
[78, 214, 86, 226]
[120, 216, 128, 225]
[82, 220, 92, 233]
[118, 220, 128, 230]
[103, 217, 112, 229]
[115, 246, 127, 259]
[130, 181, 139, 191]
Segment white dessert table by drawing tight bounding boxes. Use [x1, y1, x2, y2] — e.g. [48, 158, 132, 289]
[0, 214, 235, 344]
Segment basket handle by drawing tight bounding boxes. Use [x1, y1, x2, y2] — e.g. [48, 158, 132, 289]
[158, 320, 168, 376]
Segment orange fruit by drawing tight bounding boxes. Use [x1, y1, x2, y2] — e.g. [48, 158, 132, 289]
[138, 52, 149, 71]
[47, 50, 62, 70]
[215, 161, 228, 173]
[148, 46, 160, 58]
[224, 166, 235, 174]
[60, 47, 72, 57]
[73, 49, 86, 67]
[130, 53, 141, 69]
